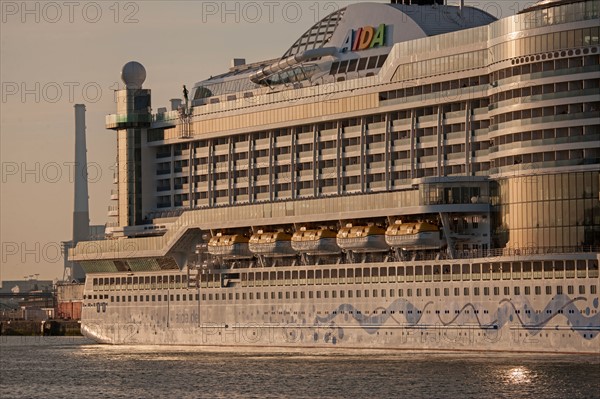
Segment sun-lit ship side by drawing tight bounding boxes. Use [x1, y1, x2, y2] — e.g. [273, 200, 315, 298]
[71, 0, 599, 353]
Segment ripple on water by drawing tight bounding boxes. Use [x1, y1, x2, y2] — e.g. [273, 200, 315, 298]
[1, 337, 599, 399]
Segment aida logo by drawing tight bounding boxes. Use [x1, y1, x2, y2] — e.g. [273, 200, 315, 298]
[341, 24, 387, 52]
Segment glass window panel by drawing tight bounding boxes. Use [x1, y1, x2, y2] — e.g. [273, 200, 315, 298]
[574, 29, 583, 47]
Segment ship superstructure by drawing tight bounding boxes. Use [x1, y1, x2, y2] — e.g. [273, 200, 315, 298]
[71, 0, 599, 353]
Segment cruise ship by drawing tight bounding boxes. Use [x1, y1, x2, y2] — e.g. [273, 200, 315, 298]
[70, 0, 600, 353]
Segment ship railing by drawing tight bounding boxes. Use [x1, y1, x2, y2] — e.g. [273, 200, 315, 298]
[398, 246, 599, 262]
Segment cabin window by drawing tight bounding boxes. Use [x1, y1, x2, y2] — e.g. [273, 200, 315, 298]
[591, 285, 597, 294]
[348, 290, 353, 298]
[546, 286, 552, 295]
[524, 287, 530, 295]
[474, 287, 480, 296]
[309, 291, 314, 299]
[407, 289, 412, 297]
[464, 288, 469, 296]
[364, 268, 371, 284]
[557, 286, 563, 295]
[398, 289, 403, 297]
[514, 287, 520, 295]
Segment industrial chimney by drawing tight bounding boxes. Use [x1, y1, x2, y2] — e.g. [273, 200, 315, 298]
[71, 104, 90, 281]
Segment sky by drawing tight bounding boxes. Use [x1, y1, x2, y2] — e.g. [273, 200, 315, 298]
[0, 0, 535, 283]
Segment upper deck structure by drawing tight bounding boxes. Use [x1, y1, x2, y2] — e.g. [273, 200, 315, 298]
[70, 0, 600, 273]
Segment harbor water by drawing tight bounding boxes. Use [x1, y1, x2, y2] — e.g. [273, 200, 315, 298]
[1, 337, 598, 398]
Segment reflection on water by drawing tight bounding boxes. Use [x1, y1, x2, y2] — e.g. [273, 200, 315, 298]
[505, 367, 533, 385]
[1, 337, 599, 399]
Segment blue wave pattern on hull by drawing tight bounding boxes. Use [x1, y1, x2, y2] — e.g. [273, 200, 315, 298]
[314, 295, 600, 340]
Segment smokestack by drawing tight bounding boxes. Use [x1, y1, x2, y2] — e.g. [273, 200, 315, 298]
[72, 104, 90, 281]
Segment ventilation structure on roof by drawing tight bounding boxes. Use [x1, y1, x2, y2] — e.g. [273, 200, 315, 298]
[281, 8, 346, 59]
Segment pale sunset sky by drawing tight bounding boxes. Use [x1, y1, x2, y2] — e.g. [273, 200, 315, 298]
[0, 0, 535, 283]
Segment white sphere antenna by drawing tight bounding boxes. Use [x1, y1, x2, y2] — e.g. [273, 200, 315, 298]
[121, 61, 146, 89]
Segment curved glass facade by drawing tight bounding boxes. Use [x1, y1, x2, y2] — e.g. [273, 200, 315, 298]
[496, 171, 600, 250]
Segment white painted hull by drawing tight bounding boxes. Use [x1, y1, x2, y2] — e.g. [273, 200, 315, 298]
[81, 258, 600, 354]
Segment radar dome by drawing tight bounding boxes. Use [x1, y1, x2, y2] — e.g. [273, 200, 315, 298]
[121, 61, 146, 89]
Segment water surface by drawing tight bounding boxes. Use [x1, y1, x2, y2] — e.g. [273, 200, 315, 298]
[1, 337, 598, 398]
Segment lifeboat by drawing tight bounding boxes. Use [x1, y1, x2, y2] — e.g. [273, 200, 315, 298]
[207, 234, 253, 259]
[385, 221, 444, 250]
[249, 231, 296, 257]
[336, 225, 389, 253]
[291, 228, 340, 255]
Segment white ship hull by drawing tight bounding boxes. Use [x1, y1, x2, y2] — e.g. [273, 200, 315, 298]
[81, 256, 600, 354]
